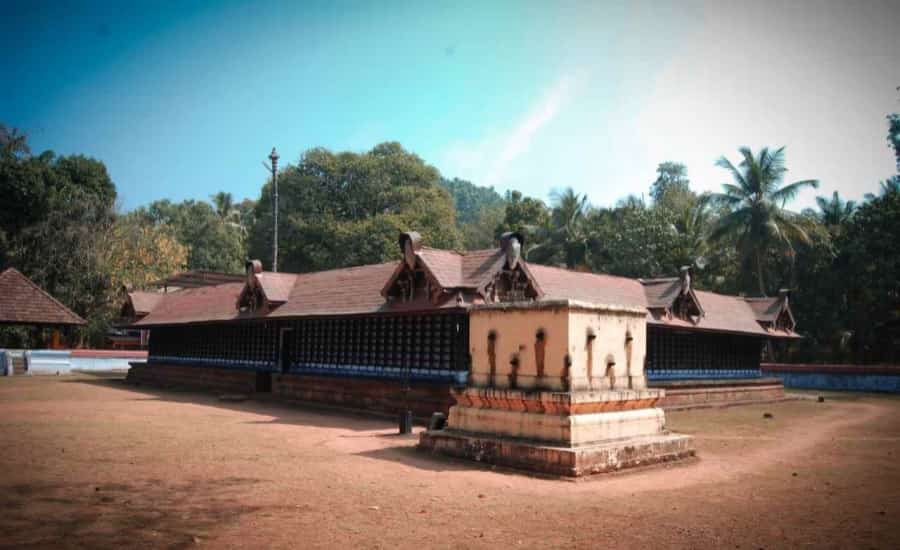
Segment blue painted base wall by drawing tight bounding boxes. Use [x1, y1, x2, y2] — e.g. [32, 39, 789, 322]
[764, 371, 900, 393]
[647, 369, 761, 381]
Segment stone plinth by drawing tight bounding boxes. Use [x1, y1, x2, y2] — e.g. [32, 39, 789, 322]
[419, 430, 694, 477]
[448, 387, 667, 446]
[418, 300, 695, 476]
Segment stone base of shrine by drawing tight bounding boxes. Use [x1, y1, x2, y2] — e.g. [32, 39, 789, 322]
[651, 378, 786, 410]
[418, 387, 694, 476]
[418, 430, 695, 477]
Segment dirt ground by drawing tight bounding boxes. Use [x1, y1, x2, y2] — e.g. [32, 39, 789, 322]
[1, 374, 899, 549]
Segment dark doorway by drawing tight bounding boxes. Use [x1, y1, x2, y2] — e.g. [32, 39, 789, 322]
[278, 327, 294, 374]
[255, 371, 272, 392]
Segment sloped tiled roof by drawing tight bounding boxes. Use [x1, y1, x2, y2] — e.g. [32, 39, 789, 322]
[149, 270, 245, 289]
[0, 268, 86, 326]
[745, 297, 783, 322]
[412, 247, 504, 289]
[127, 243, 799, 339]
[128, 291, 164, 316]
[272, 262, 408, 318]
[132, 282, 246, 326]
[640, 278, 681, 308]
[527, 264, 648, 308]
[256, 272, 298, 304]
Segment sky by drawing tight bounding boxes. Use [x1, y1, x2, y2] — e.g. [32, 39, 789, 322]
[3, 0, 899, 212]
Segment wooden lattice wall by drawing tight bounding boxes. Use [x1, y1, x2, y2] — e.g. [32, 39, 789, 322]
[646, 327, 764, 380]
[146, 312, 469, 383]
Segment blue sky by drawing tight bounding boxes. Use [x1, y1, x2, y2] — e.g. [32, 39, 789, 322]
[3, 0, 898, 211]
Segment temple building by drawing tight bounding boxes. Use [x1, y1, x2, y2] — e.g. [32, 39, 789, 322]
[124, 232, 798, 415]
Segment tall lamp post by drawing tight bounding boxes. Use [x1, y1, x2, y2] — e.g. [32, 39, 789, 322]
[268, 147, 280, 273]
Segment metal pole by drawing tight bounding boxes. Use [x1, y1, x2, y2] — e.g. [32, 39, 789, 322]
[269, 147, 280, 272]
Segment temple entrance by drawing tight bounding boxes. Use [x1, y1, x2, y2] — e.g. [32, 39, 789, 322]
[278, 327, 294, 374]
[255, 371, 272, 392]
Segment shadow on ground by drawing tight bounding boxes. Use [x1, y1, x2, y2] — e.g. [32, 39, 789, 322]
[0, 477, 263, 549]
[64, 373, 407, 433]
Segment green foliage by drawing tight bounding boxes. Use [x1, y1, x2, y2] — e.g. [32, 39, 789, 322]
[1, 126, 120, 346]
[768, 214, 841, 360]
[8, 185, 114, 345]
[588, 204, 694, 279]
[247, 142, 462, 272]
[888, 91, 899, 170]
[836, 190, 900, 361]
[498, 190, 549, 240]
[101, 213, 189, 290]
[527, 188, 591, 269]
[650, 162, 691, 209]
[811, 191, 856, 231]
[440, 178, 506, 225]
[133, 199, 246, 273]
[460, 204, 505, 250]
[709, 146, 819, 296]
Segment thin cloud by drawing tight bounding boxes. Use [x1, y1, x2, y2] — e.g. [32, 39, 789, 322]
[439, 71, 587, 189]
[485, 72, 585, 186]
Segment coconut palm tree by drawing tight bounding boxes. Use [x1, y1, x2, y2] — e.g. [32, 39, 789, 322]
[211, 192, 236, 221]
[526, 187, 592, 269]
[864, 176, 900, 201]
[709, 146, 819, 296]
[816, 191, 856, 227]
[210, 191, 250, 238]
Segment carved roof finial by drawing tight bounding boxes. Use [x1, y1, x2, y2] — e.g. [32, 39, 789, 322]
[499, 231, 524, 270]
[679, 265, 692, 295]
[398, 232, 422, 269]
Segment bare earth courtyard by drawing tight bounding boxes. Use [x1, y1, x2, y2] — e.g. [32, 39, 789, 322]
[1, 374, 899, 549]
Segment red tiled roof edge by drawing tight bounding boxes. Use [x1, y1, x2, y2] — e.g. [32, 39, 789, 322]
[0, 268, 87, 325]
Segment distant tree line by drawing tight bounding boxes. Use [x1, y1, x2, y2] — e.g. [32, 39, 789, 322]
[1, 90, 898, 360]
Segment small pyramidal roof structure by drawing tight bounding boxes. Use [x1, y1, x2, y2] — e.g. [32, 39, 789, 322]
[0, 268, 86, 326]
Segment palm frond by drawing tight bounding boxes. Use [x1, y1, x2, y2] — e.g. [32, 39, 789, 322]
[708, 208, 751, 242]
[770, 179, 819, 206]
[772, 211, 812, 246]
[715, 156, 749, 190]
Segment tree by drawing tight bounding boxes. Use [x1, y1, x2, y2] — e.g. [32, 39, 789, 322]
[588, 204, 701, 279]
[650, 162, 691, 208]
[865, 176, 900, 200]
[888, 87, 900, 171]
[0, 125, 119, 346]
[708, 146, 819, 296]
[7, 186, 115, 345]
[247, 142, 463, 272]
[134, 199, 245, 273]
[528, 188, 592, 269]
[211, 191, 236, 222]
[497, 190, 549, 238]
[440, 178, 506, 225]
[460, 205, 505, 250]
[767, 213, 842, 362]
[814, 191, 856, 230]
[0, 123, 30, 158]
[100, 214, 188, 290]
[837, 189, 900, 362]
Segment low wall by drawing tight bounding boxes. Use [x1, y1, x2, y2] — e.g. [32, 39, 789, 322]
[127, 363, 257, 394]
[761, 363, 900, 393]
[23, 350, 71, 375]
[127, 363, 456, 418]
[70, 350, 148, 372]
[1, 349, 149, 376]
[273, 373, 455, 418]
[652, 378, 786, 409]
